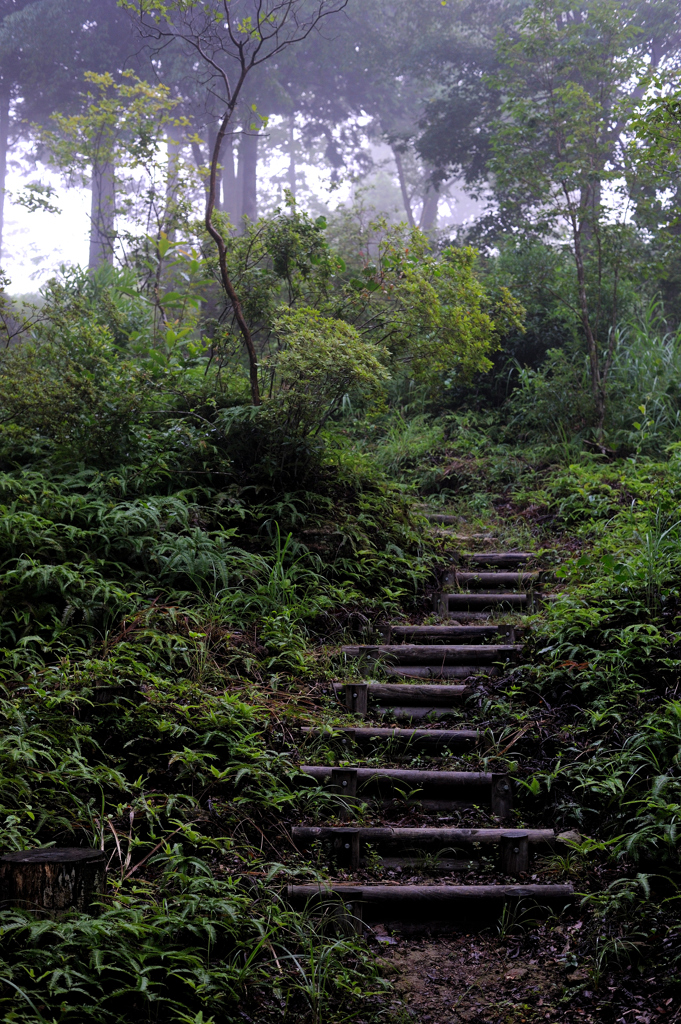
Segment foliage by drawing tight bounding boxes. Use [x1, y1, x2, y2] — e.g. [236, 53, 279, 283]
[489, 0, 650, 430]
[264, 308, 389, 437]
[40, 71, 192, 242]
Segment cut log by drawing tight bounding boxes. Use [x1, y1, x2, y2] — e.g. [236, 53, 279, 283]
[342, 644, 522, 665]
[463, 552, 534, 567]
[343, 683, 368, 715]
[302, 766, 497, 788]
[331, 768, 357, 821]
[0, 848, 106, 915]
[327, 828, 360, 870]
[292, 826, 555, 847]
[449, 572, 539, 589]
[380, 856, 478, 873]
[384, 625, 516, 643]
[377, 706, 466, 720]
[335, 682, 470, 705]
[301, 766, 511, 816]
[500, 831, 530, 875]
[435, 531, 495, 540]
[444, 593, 528, 609]
[385, 665, 497, 679]
[287, 882, 574, 924]
[364, 683, 470, 704]
[302, 726, 480, 749]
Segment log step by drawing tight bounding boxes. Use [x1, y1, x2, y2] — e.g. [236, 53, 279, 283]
[377, 706, 465, 720]
[380, 856, 477, 873]
[292, 827, 562, 876]
[293, 826, 556, 846]
[384, 625, 516, 643]
[287, 883, 574, 925]
[463, 552, 534, 567]
[342, 644, 522, 666]
[385, 665, 498, 679]
[336, 682, 470, 705]
[302, 726, 480, 749]
[433, 531, 496, 541]
[444, 593, 528, 609]
[447, 572, 539, 589]
[300, 766, 512, 816]
[426, 514, 460, 525]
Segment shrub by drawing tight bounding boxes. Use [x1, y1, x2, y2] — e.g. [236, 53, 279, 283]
[264, 307, 389, 437]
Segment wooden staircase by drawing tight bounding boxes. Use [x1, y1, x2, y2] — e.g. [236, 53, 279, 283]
[288, 520, 571, 933]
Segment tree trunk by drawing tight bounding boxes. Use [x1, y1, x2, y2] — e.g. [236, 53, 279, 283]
[571, 211, 605, 433]
[0, 848, 106, 916]
[240, 129, 259, 227]
[392, 145, 415, 228]
[222, 132, 240, 229]
[0, 82, 9, 265]
[208, 123, 220, 211]
[288, 117, 297, 197]
[89, 160, 116, 271]
[419, 181, 439, 234]
[165, 125, 183, 242]
[205, 108, 261, 405]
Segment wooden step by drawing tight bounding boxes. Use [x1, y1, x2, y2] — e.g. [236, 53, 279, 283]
[385, 665, 498, 679]
[444, 593, 528, 609]
[380, 856, 477, 873]
[293, 826, 556, 846]
[447, 571, 539, 589]
[377, 706, 466, 720]
[426, 514, 460, 525]
[292, 827, 561, 876]
[383, 625, 516, 643]
[342, 644, 522, 665]
[463, 552, 534, 568]
[287, 882, 574, 926]
[300, 766, 512, 816]
[434, 531, 495, 541]
[302, 726, 480, 749]
[336, 682, 470, 705]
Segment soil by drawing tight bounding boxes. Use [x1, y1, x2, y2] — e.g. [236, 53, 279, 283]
[376, 930, 677, 1024]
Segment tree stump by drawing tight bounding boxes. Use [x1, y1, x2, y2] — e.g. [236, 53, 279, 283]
[0, 848, 106, 915]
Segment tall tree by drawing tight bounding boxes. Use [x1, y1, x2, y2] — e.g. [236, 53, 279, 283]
[0, 0, 146, 266]
[125, 0, 350, 407]
[488, 0, 681, 433]
[0, 0, 38, 262]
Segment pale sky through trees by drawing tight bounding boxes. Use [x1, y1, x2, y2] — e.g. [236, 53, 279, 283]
[2, 130, 467, 294]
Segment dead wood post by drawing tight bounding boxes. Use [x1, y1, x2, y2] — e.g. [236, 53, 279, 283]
[331, 767, 358, 821]
[344, 683, 368, 716]
[500, 831, 529, 875]
[331, 828, 360, 870]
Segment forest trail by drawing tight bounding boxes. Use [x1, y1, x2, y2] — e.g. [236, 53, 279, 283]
[287, 513, 587, 1023]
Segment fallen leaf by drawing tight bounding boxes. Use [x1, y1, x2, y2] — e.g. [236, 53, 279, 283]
[567, 969, 590, 983]
[505, 967, 529, 981]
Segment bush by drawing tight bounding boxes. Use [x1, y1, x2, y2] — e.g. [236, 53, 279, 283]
[264, 307, 389, 437]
